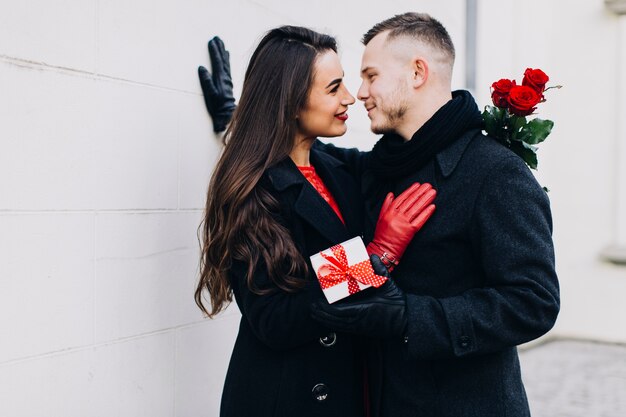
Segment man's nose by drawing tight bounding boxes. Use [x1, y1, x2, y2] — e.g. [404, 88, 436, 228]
[357, 82, 369, 101]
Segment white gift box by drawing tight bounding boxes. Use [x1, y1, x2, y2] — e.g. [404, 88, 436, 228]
[310, 236, 385, 304]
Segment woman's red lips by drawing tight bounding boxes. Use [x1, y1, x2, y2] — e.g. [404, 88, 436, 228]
[335, 112, 348, 121]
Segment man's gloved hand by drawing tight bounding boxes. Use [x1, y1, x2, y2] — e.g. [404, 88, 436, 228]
[198, 36, 236, 133]
[310, 255, 407, 338]
[366, 182, 436, 269]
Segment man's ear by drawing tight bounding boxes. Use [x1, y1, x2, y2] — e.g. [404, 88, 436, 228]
[412, 58, 429, 88]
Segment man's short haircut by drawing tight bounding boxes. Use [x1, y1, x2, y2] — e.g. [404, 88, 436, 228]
[362, 12, 455, 63]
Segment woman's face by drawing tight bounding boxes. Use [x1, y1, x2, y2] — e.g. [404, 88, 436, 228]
[296, 50, 355, 139]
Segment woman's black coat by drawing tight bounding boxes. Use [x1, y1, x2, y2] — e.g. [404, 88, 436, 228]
[220, 148, 366, 417]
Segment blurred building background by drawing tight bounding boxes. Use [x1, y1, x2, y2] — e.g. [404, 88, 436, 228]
[0, 0, 624, 416]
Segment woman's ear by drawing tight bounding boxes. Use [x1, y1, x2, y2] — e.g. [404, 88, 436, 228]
[412, 58, 429, 88]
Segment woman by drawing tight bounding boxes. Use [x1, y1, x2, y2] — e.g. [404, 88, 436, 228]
[195, 26, 435, 417]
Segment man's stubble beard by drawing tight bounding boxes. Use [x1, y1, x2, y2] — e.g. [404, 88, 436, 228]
[370, 85, 409, 135]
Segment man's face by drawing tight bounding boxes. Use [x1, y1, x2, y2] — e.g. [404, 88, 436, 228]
[357, 33, 411, 134]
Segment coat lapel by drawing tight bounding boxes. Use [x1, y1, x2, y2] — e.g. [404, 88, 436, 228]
[310, 148, 362, 238]
[435, 128, 480, 178]
[265, 155, 351, 245]
[294, 185, 350, 244]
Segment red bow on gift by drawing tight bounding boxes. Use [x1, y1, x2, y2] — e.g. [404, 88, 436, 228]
[317, 244, 387, 295]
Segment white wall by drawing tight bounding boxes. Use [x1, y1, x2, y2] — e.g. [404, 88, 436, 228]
[0, 1, 463, 416]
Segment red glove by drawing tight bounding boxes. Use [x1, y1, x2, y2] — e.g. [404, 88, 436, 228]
[366, 183, 436, 269]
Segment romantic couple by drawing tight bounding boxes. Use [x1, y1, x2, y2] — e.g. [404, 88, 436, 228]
[195, 12, 560, 417]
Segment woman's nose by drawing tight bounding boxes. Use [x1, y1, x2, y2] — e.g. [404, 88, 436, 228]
[342, 90, 356, 106]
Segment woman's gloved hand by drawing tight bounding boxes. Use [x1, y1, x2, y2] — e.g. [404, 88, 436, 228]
[198, 36, 236, 133]
[310, 255, 407, 339]
[366, 182, 436, 269]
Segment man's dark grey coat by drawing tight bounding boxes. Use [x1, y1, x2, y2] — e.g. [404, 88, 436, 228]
[319, 128, 560, 417]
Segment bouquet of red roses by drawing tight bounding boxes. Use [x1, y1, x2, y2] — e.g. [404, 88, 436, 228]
[483, 68, 560, 170]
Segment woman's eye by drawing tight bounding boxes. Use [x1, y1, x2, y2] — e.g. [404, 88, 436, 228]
[330, 85, 339, 94]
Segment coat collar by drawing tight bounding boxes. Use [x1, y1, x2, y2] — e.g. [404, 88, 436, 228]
[266, 148, 344, 191]
[435, 128, 481, 178]
[310, 149, 360, 237]
[265, 148, 355, 244]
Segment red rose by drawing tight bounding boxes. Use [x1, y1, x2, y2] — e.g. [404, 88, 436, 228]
[492, 78, 516, 94]
[522, 68, 549, 94]
[491, 79, 516, 108]
[507, 85, 542, 116]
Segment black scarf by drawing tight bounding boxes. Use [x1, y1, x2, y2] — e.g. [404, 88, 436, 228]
[368, 90, 484, 180]
[360, 90, 483, 236]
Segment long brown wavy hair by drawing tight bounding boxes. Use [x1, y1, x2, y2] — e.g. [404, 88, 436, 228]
[196, 26, 338, 317]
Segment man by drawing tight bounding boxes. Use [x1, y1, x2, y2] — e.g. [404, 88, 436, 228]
[199, 13, 559, 416]
[310, 13, 560, 417]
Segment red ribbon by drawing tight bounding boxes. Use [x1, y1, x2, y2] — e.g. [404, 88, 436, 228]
[317, 244, 387, 294]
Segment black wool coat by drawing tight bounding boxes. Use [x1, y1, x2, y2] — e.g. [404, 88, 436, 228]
[316, 129, 560, 417]
[220, 148, 367, 417]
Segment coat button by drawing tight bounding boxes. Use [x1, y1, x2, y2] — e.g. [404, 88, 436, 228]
[311, 383, 329, 401]
[459, 335, 471, 348]
[319, 332, 337, 347]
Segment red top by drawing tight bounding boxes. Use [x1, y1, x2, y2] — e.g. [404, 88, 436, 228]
[298, 165, 345, 224]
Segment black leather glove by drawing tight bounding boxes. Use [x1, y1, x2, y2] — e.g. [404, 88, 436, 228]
[310, 255, 407, 338]
[198, 36, 236, 133]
